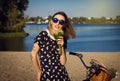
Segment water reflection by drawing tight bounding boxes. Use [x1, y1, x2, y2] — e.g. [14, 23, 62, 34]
[0, 24, 120, 52]
[0, 37, 26, 51]
[0, 24, 47, 51]
[24, 24, 47, 36]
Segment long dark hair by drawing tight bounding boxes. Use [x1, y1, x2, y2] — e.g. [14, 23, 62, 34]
[52, 11, 76, 40]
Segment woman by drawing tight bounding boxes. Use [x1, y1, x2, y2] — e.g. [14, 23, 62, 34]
[31, 11, 76, 81]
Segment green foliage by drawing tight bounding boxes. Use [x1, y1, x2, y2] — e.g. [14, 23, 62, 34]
[108, 68, 117, 78]
[53, 30, 63, 54]
[0, 0, 29, 32]
[114, 16, 120, 24]
[53, 30, 63, 40]
[26, 15, 120, 24]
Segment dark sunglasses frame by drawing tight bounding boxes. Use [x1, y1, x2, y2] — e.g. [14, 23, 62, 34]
[52, 18, 65, 25]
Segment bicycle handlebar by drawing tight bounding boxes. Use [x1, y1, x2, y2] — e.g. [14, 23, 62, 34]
[69, 52, 83, 58]
[69, 52, 88, 69]
[69, 52, 103, 81]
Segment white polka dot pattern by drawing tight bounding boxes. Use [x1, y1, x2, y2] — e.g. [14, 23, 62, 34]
[34, 31, 70, 81]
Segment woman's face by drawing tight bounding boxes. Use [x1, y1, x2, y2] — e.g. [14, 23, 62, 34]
[51, 14, 65, 32]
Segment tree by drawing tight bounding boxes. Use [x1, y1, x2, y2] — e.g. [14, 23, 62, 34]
[0, 0, 29, 32]
[114, 16, 120, 24]
[72, 17, 79, 24]
[79, 17, 87, 24]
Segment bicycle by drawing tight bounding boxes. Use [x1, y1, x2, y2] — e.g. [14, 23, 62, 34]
[69, 52, 114, 81]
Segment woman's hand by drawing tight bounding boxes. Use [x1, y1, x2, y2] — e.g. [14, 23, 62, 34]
[57, 36, 64, 54]
[57, 36, 64, 46]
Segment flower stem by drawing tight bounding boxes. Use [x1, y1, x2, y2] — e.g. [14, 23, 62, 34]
[58, 44, 62, 54]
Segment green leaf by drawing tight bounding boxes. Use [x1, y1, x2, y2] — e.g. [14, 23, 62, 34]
[53, 29, 63, 54]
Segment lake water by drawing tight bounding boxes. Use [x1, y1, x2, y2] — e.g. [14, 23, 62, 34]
[0, 24, 120, 52]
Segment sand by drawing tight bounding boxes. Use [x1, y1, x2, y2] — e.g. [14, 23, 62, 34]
[0, 52, 120, 81]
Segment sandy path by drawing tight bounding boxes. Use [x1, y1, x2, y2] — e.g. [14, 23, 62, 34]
[0, 52, 120, 81]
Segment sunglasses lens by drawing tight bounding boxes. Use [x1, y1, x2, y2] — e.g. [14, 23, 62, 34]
[52, 18, 65, 25]
[59, 20, 65, 25]
[52, 18, 58, 23]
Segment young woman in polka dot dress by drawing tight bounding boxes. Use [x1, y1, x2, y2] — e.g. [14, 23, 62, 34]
[31, 11, 76, 81]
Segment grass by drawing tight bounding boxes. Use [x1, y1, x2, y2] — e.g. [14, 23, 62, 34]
[0, 32, 29, 38]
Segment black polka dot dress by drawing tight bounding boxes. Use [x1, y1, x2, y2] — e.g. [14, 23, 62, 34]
[34, 29, 71, 81]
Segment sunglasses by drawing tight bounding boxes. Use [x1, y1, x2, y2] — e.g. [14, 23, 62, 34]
[52, 18, 65, 25]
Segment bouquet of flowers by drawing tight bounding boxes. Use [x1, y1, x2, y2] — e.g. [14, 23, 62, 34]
[53, 29, 63, 54]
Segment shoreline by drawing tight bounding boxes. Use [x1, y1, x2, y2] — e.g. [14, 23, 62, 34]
[0, 52, 120, 81]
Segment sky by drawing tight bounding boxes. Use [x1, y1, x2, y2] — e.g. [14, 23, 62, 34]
[25, 0, 120, 18]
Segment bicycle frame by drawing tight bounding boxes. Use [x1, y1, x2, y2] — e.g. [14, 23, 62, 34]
[69, 52, 107, 81]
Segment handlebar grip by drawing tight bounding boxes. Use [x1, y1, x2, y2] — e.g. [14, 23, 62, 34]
[69, 52, 83, 58]
[69, 52, 78, 55]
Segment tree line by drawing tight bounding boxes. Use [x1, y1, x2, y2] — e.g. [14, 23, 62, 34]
[27, 15, 120, 24]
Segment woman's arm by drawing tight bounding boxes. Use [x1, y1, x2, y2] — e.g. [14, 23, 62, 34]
[58, 36, 67, 65]
[31, 43, 41, 81]
[60, 47, 67, 65]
